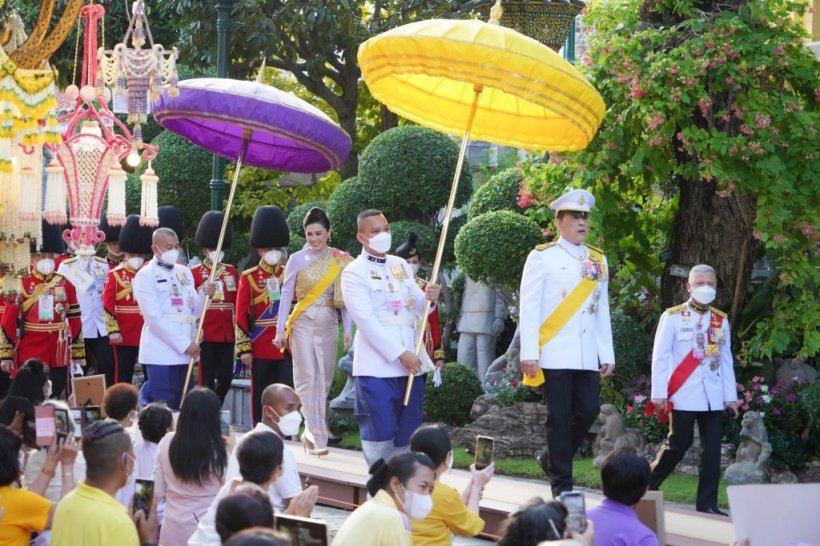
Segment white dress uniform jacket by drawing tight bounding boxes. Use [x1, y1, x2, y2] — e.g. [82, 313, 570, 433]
[650, 302, 738, 411]
[341, 252, 430, 378]
[57, 256, 109, 337]
[133, 258, 204, 366]
[519, 237, 615, 370]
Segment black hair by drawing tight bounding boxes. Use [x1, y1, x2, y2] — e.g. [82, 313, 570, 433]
[366, 451, 435, 497]
[0, 425, 23, 486]
[497, 497, 568, 546]
[224, 527, 291, 546]
[137, 403, 173, 444]
[169, 387, 227, 485]
[215, 489, 275, 544]
[8, 358, 49, 404]
[601, 447, 651, 506]
[303, 207, 331, 232]
[237, 431, 284, 485]
[103, 383, 139, 421]
[82, 420, 133, 481]
[409, 423, 451, 468]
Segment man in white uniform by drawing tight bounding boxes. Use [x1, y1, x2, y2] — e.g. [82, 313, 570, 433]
[648, 264, 738, 515]
[341, 209, 441, 467]
[519, 188, 615, 498]
[134, 227, 214, 409]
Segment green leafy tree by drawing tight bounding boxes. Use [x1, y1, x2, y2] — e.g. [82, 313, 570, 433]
[167, 0, 469, 178]
[523, 0, 819, 360]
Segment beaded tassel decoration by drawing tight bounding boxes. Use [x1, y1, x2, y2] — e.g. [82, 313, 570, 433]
[43, 158, 68, 224]
[139, 163, 159, 227]
[106, 163, 128, 226]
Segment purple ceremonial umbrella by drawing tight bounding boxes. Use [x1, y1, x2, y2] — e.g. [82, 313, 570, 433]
[151, 77, 351, 398]
[152, 78, 351, 172]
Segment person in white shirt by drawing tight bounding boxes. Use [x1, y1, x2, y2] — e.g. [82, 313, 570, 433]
[133, 227, 215, 410]
[340, 209, 441, 468]
[224, 384, 317, 514]
[519, 189, 615, 498]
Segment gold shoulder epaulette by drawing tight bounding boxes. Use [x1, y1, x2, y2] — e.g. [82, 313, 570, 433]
[667, 303, 688, 315]
[62, 257, 77, 264]
[709, 306, 727, 318]
[585, 243, 604, 254]
[94, 256, 106, 263]
[242, 266, 259, 277]
[535, 242, 558, 251]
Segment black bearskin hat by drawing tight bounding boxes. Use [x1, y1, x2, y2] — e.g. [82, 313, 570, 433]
[98, 215, 121, 243]
[119, 214, 154, 255]
[249, 206, 289, 249]
[395, 231, 420, 260]
[195, 210, 232, 250]
[32, 220, 66, 254]
[157, 206, 185, 241]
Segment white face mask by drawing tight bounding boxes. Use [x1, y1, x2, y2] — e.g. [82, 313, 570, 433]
[274, 410, 303, 437]
[263, 249, 282, 266]
[207, 251, 224, 264]
[691, 285, 716, 305]
[408, 263, 420, 276]
[401, 485, 433, 520]
[127, 257, 145, 270]
[36, 258, 55, 276]
[159, 249, 180, 265]
[367, 231, 392, 254]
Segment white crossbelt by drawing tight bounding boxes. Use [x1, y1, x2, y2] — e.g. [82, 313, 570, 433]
[377, 315, 416, 328]
[164, 314, 196, 324]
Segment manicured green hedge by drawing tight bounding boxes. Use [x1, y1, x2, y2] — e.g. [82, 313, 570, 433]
[468, 168, 525, 220]
[286, 201, 327, 235]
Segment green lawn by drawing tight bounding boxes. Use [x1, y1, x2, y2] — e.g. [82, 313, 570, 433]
[335, 432, 727, 508]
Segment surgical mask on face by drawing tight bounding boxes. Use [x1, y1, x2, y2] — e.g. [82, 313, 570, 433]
[207, 251, 224, 264]
[274, 410, 303, 437]
[263, 249, 282, 266]
[691, 285, 716, 305]
[367, 232, 392, 254]
[408, 263, 420, 276]
[160, 249, 180, 265]
[401, 485, 433, 520]
[127, 257, 145, 270]
[36, 258, 55, 276]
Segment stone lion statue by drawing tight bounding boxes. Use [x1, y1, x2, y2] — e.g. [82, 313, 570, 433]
[593, 404, 645, 467]
[724, 411, 772, 484]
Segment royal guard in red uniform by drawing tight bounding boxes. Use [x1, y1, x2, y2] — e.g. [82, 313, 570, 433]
[104, 214, 153, 384]
[235, 206, 292, 424]
[191, 211, 238, 404]
[0, 221, 85, 398]
[395, 232, 446, 368]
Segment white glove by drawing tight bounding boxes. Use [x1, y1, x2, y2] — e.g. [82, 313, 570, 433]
[70, 361, 84, 376]
[433, 367, 442, 388]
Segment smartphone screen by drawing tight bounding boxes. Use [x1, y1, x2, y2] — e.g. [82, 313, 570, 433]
[132, 479, 155, 516]
[70, 409, 82, 439]
[54, 408, 70, 440]
[560, 491, 587, 534]
[474, 435, 494, 470]
[220, 410, 231, 436]
[35, 406, 56, 447]
[83, 406, 102, 427]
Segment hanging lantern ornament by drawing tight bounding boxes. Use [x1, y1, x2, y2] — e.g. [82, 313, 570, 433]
[465, 0, 585, 52]
[97, 0, 179, 148]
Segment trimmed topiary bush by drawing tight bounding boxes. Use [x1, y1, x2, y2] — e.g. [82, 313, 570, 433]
[358, 126, 473, 224]
[437, 212, 468, 269]
[611, 311, 652, 389]
[287, 233, 306, 256]
[325, 177, 373, 253]
[468, 168, 525, 220]
[424, 362, 484, 426]
[389, 221, 437, 263]
[286, 201, 327, 235]
[455, 211, 544, 290]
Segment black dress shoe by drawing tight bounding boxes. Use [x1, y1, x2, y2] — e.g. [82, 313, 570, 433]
[327, 435, 342, 446]
[536, 448, 550, 476]
[697, 506, 729, 517]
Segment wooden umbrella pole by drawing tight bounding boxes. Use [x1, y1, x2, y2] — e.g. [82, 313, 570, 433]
[182, 128, 252, 402]
[403, 86, 482, 406]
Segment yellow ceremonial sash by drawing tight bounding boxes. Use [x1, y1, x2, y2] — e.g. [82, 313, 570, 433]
[283, 259, 343, 339]
[21, 276, 62, 314]
[523, 247, 605, 388]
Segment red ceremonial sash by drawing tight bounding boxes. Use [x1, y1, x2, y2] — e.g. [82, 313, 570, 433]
[645, 309, 724, 422]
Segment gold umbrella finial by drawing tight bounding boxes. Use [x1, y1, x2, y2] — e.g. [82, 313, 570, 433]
[256, 53, 267, 83]
[488, 0, 504, 25]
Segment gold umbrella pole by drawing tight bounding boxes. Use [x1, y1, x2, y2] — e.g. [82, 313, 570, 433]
[182, 128, 252, 402]
[403, 86, 482, 406]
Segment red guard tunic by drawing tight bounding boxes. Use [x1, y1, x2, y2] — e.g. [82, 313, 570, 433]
[235, 260, 285, 360]
[103, 263, 144, 346]
[0, 271, 85, 372]
[191, 260, 238, 343]
[416, 277, 445, 361]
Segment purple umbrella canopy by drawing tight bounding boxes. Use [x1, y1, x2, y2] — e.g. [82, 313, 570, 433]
[151, 78, 351, 173]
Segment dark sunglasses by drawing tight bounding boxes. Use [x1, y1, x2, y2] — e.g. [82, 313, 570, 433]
[569, 211, 589, 219]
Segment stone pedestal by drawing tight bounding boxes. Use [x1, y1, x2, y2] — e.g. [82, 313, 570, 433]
[224, 378, 252, 432]
[451, 395, 546, 458]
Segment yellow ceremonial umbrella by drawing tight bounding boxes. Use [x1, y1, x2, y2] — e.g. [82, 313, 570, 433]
[358, 0, 605, 404]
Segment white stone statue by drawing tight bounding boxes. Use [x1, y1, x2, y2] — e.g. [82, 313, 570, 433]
[457, 277, 507, 382]
[724, 411, 772, 484]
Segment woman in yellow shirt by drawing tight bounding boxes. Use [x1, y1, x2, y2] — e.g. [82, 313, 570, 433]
[332, 452, 435, 546]
[410, 424, 494, 546]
